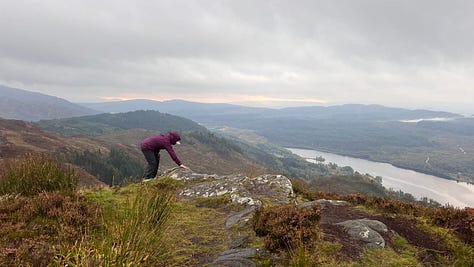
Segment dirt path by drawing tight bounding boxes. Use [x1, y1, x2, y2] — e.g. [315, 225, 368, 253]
[318, 203, 448, 264]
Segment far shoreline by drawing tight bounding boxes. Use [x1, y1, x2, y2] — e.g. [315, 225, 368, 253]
[285, 146, 469, 184]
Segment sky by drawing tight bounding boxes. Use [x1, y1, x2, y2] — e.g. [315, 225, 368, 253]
[1, 0, 474, 114]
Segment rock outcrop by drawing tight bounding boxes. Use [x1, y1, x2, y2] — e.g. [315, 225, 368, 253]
[161, 168, 294, 265]
[165, 168, 295, 207]
[160, 168, 393, 265]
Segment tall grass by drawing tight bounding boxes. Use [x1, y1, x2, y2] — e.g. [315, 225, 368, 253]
[0, 154, 78, 196]
[52, 185, 174, 266]
[102, 185, 174, 266]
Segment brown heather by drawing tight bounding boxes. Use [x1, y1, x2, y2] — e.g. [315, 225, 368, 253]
[0, 192, 102, 267]
[253, 203, 322, 251]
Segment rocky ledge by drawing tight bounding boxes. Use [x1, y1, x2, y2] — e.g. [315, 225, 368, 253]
[164, 168, 295, 207]
[159, 168, 394, 266]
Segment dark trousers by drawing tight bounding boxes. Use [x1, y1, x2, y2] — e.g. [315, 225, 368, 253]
[142, 149, 160, 179]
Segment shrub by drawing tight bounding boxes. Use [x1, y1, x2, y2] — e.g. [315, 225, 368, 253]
[253, 203, 321, 251]
[0, 155, 78, 196]
[0, 191, 102, 267]
[431, 207, 474, 245]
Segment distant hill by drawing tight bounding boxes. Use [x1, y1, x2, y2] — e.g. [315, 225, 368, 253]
[79, 100, 459, 123]
[33, 111, 396, 196]
[0, 85, 99, 121]
[33, 111, 342, 182]
[78, 100, 474, 182]
[80, 99, 269, 123]
[36, 110, 207, 136]
[2, 116, 271, 185]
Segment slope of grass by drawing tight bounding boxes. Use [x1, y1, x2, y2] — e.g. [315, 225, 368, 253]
[1, 155, 473, 266]
[0, 156, 174, 266]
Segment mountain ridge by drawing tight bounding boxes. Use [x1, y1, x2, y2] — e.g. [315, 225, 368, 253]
[79, 99, 461, 121]
[0, 85, 99, 121]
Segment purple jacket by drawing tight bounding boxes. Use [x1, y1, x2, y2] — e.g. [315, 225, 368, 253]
[140, 132, 182, 165]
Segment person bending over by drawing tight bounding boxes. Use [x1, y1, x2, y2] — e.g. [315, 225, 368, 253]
[140, 131, 188, 180]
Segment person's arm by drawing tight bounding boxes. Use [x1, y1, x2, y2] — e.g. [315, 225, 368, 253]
[164, 145, 182, 166]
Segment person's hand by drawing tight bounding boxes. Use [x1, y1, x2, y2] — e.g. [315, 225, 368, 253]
[179, 164, 189, 169]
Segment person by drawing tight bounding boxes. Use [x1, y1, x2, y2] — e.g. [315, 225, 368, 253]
[140, 131, 188, 180]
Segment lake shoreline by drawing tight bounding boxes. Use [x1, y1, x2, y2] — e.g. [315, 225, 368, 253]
[286, 145, 458, 182]
[287, 147, 474, 208]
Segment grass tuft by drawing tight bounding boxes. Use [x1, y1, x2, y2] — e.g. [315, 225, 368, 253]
[53, 184, 174, 266]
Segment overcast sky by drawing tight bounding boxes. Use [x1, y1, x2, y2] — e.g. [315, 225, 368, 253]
[1, 0, 474, 114]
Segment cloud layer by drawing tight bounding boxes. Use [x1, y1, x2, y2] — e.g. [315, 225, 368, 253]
[1, 0, 473, 113]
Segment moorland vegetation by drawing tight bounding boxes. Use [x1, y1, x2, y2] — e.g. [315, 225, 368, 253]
[1, 155, 473, 266]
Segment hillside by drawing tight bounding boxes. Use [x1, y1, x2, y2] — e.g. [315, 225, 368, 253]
[1, 116, 322, 188]
[0, 85, 99, 121]
[36, 110, 207, 136]
[2, 112, 471, 266]
[39, 110, 445, 200]
[32, 111, 370, 189]
[1, 165, 472, 266]
[0, 118, 114, 188]
[2, 117, 270, 186]
[207, 111, 474, 183]
[3, 109, 417, 201]
[78, 100, 474, 183]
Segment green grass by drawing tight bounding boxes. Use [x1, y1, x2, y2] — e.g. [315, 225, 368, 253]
[163, 199, 230, 266]
[53, 184, 174, 266]
[101, 185, 174, 266]
[356, 248, 422, 267]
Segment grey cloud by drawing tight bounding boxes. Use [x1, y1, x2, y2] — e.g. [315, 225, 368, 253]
[0, 0, 473, 113]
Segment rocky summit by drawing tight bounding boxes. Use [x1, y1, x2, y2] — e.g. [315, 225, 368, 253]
[158, 168, 298, 266]
[158, 168, 400, 266]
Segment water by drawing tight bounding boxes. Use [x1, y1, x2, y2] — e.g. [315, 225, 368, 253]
[288, 148, 474, 208]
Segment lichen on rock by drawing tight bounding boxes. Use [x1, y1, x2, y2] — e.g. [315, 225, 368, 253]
[165, 168, 294, 207]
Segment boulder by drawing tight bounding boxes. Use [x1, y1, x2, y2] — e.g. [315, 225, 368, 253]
[336, 219, 388, 248]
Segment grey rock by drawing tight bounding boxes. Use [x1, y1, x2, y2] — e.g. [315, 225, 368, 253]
[336, 219, 388, 248]
[226, 206, 256, 230]
[229, 235, 250, 249]
[169, 168, 294, 207]
[316, 199, 349, 207]
[164, 167, 221, 181]
[357, 218, 388, 233]
[297, 201, 319, 209]
[298, 199, 348, 209]
[211, 248, 259, 267]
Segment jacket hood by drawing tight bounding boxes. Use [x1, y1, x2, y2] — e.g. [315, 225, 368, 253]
[169, 131, 181, 145]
